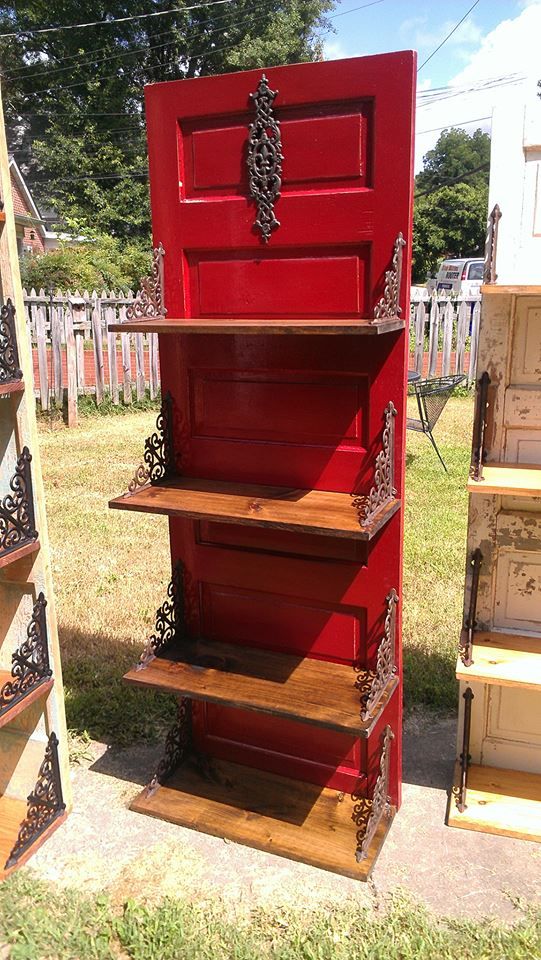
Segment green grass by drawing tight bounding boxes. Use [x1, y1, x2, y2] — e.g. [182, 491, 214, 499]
[1, 873, 540, 960]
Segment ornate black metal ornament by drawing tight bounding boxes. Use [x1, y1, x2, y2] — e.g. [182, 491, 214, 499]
[483, 204, 502, 284]
[374, 234, 406, 319]
[0, 299, 22, 386]
[126, 392, 175, 494]
[454, 687, 474, 813]
[357, 590, 398, 722]
[353, 402, 397, 527]
[0, 447, 38, 560]
[147, 698, 192, 795]
[137, 562, 185, 670]
[0, 593, 52, 718]
[247, 74, 283, 243]
[126, 244, 166, 322]
[352, 725, 394, 862]
[459, 548, 482, 667]
[470, 372, 490, 482]
[5, 732, 65, 869]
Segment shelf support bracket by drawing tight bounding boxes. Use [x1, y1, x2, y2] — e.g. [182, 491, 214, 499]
[459, 548, 482, 667]
[126, 244, 166, 322]
[0, 593, 52, 718]
[353, 725, 394, 862]
[0, 447, 38, 560]
[357, 590, 398, 721]
[373, 234, 406, 320]
[454, 687, 474, 813]
[5, 732, 66, 869]
[147, 698, 192, 796]
[125, 392, 176, 494]
[353, 402, 397, 528]
[470, 372, 490, 482]
[136, 562, 186, 670]
[0, 298, 22, 386]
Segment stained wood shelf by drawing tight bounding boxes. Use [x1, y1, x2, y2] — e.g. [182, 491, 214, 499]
[0, 379, 24, 398]
[0, 539, 40, 571]
[0, 794, 66, 879]
[0, 673, 54, 729]
[467, 463, 541, 497]
[124, 639, 397, 737]
[131, 754, 393, 881]
[456, 632, 541, 689]
[109, 478, 399, 541]
[447, 763, 541, 842]
[108, 316, 405, 336]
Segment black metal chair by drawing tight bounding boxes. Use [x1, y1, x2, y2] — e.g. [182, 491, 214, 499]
[407, 374, 466, 471]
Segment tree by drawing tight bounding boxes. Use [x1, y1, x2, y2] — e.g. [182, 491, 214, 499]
[412, 127, 490, 283]
[0, 0, 335, 239]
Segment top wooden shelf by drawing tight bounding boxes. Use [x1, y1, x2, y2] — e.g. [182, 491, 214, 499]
[108, 316, 405, 336]
[468, 463, 541, 497]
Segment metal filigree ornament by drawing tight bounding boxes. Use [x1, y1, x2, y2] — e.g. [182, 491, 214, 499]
[459, 548, 482, 667]
[352, 725, 394, 862]
[5, 732, 65, 869]
[126, 392, 175, 494]
[353, 402, 397, 527]
[0, 299, 22, 385]
[470, 372, 490, 482]
[357, 590, 398, 722]
[137, 562, 186, 669]
[126, 244, 166, 322]
[373, 234, 406, 320]
[247, 75, 283, 243]
[147, 698, 192, 796]
[453, 687, 474, 813]
[0, 447, 38, 559]
[0, 593, 52, 717]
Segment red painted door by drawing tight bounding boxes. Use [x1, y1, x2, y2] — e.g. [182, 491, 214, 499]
[145, 53, 415, 802]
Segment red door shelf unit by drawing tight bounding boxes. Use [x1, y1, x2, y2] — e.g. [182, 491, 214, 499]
[110, 52, 416, 879]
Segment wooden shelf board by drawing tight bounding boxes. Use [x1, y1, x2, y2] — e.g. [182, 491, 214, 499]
[0, 794, 66, 879]
[0, 379, 24, 397]
[456, 632, 541, 689]
[110, 479, 400, 541]
[481, 284, 541, 296]
[468, 463, 541, 497]
[108, 316, 405, 336]
[0, 538, 39, 571]
[0, 675, 53, 729]
[124, 639, 397, 737]
[447, 763, 541, 842]
[131, 755, 394, 881]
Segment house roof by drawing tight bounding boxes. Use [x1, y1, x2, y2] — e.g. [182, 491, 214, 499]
[8, 155, 45, 228]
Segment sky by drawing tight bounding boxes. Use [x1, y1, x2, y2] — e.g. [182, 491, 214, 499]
[322, 0, 541, 169]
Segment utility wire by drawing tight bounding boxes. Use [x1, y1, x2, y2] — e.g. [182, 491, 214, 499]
[418, 0, 482, 73]
[417, 115, 491, 134]
[415, 160, 489, 199]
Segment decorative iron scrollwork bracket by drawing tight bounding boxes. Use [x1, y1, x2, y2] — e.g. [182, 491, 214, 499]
[459, 548, 482, 667]
[353, 402, 397, 528]
[0, 299, 22, 386]
[126, 392, 175, 494]
[247, 74, 283, 243]
[353, 725, 394, 862]
[373, 234, 406, 320]
[137, 562, 186, 669]
[0, 447, 38, 560]
[147, 698, 192, 796]
[126, 244, 166, 322]
[5, 732, 66, 869]
[470, 372, 490, 482]
[357, 590, 398, 722]
[483, 204, 502, 284]
[0, 593, 52, 717]
[454, 687, 474, 813]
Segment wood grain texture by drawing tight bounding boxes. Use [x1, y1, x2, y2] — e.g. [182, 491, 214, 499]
[0, 794, 67, 880]
[0, 540, 40, 571]
[108, 317, 405, 335]
[110, 479, 400, 540]
[0, 380, 24, 397]
[0, 675, 53, 729]
[468, 463, 541, 497]
[447, 762, 541, 841]
[131, 755, 394, 881]
[124, 640, 397, 736]
[456, 631, 541, 689]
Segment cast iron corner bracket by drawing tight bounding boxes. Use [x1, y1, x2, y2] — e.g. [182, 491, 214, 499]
[373, 234, 406, 320]
[459, 548, 482, 667]
[0, 299, 22, 386]
[0, 593, 52, 718]
[353, 402, 397, 528]
[147, 697, 192, 796]
[470, 372, 491, 482]
[125, 392, 175, 495]
[353, 725, 394, 862]
[454, 687, 474, 813]
[483, 204, 502, 284]
[137, 561, 186, 670]
[358, 590, 398, 722]
[5, 732, 65, 869]
[0, 447, 38, 560]
[247, 74, 283, 243]
[126, 244, 166, 322]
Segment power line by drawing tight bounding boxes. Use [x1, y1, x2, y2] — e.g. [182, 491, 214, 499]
[417, 115, 491, 135]
[27, 170, 148, 184]
[418, 0, 482, 73]
[415, 160, 489, 199]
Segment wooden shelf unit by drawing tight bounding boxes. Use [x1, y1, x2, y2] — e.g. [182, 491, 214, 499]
[0, 379, 24, 398]
[467, 463, 541, 497]
[448, 763, 541, 843]
[108, 316, 405, 336]
[456, 631, 541, 689]
[0, 673, 54, 729]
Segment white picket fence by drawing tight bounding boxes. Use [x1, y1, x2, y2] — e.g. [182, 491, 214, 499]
[409, 291, 481, 383]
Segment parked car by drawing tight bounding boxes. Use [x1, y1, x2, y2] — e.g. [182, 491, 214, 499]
[427, 257, 484, 297]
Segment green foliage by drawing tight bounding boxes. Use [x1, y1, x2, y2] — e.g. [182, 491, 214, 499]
[20, 234, 151, 291]
[416, 127, 490, 194]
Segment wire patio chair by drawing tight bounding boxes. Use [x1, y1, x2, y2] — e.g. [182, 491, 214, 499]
[407, 374, 466, 471]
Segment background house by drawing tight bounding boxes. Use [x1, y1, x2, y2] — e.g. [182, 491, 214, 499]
[8, 156, 74, 256]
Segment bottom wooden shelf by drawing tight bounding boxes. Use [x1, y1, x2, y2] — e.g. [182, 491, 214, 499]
[0, 672, 53, 729]
[447, 763, 541, 842]
[0, 794, 66, 879]
[0, 539, 40, 571]
[130, 755, 394, 881]
[456, 631, 541, 689]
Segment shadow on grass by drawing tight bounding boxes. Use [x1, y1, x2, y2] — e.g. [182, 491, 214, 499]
[403, 644, 457, 713]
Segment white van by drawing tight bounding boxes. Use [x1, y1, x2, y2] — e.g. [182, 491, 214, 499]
[428, 258, 484, 296]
